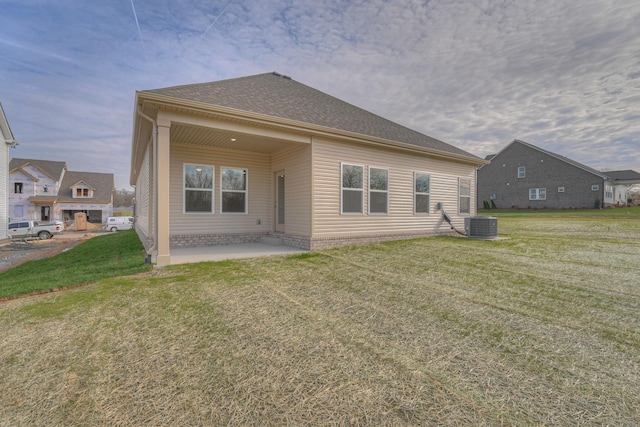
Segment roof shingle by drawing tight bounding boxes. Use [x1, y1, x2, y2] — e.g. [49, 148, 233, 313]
[10, 158, 67, 180]
[57, 171, 114, 204]
[144, 72, 479, 160]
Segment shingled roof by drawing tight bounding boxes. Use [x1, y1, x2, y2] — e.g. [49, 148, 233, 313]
[56, 171, 114, 204]
[1, 102, 19, 146]
[10, 158, 67, 180]
[142, 72, 479, 160]
[604, 170, 640, 181]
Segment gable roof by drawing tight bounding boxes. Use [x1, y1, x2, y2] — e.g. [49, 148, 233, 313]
[10, 158, 67, 181]
[1, 102, 19, 147]
[11, 168, 39, 182]
[492, 139, 609, 179]
[69, 180, 97, 191]
[603, 170, 640, 181]
[56, 171, 114, 204]
[141, 72, 480, 161]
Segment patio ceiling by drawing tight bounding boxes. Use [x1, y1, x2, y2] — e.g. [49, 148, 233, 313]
[170, 122, 301, 154]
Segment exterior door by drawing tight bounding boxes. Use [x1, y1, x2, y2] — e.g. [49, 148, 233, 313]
[275, 171, 285, 233]
[41, 205, 51, 221]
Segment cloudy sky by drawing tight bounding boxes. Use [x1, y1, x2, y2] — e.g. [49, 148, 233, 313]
[1, 0, 639, 190]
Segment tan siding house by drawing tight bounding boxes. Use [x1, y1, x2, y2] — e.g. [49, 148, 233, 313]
[130, 73, 486, 266]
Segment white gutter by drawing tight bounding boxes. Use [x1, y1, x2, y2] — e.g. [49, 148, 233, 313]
[135, 105, 158, 257]
[4, 138, 19, 147]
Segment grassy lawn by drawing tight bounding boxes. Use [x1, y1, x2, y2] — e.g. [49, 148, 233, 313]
[1, 209, 639, 425]
[0, 231, 152, 300]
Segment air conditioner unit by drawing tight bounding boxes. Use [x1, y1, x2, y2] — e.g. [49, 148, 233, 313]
[464, 216, 498, 239]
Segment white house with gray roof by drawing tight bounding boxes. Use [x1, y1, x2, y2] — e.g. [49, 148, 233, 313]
[9, 158, 114, 224]
[1, 103, 20, 242]
[130, 72, 487, 266]
[478, 139, 640, 209]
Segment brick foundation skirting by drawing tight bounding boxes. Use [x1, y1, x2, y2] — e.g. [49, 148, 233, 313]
[170, 232, 270, 249]
[134, 227, 155, 252]
[307, 231, 451, 250]
[151, 230, 453, 251]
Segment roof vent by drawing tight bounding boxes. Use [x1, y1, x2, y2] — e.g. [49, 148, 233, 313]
[272, 71, 291, 80]
[464, 216, 498, 239]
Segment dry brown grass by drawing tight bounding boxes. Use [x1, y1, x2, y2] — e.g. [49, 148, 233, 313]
[1, 211, 639, 426]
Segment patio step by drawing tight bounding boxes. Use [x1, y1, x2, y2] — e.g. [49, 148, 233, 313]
[260, 235, 284, 246]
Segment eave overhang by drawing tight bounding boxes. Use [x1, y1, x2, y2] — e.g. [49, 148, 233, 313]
[130, 91, 487, 183]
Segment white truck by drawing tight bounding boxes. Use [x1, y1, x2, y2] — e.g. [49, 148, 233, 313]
[8, 220, 64, 240]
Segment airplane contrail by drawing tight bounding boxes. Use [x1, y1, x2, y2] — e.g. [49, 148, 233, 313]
[200, 0, 234, 42]
[130, 0, 147, 53]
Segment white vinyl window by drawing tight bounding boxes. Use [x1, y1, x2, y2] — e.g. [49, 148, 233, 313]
[558, 187, 565, 193]
[605, 184, 613, 199]
[459, 178, 471, 214]
[591, 184, 599, 191]
[341, 163, 364, 214]
[518, 166, 526, 178]
[414, 172, 430, 214]
[74, 187, 91, 198]
[221, 167, 248, 213]
[529, 188, 546, 200]
[369, 167, 388, 214]
[184, 164, 214, 213]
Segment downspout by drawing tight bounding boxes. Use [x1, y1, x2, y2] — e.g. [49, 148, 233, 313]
[135, 105, 158, 258]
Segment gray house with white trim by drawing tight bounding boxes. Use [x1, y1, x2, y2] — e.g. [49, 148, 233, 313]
[478, 139, 640, 209]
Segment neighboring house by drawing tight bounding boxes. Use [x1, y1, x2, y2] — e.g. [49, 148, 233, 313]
[130, 72, 487, 266]
[1, 103, 20, 242]
[9, 158, 114, 224]
[602, 170, 640, 205]
[477, 139, 640, 209]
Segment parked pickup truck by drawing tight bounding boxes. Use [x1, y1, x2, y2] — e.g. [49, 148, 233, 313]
[8, 220, 64, 240]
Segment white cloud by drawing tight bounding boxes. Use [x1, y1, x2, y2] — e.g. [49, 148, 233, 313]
[1, 0, 639, 190]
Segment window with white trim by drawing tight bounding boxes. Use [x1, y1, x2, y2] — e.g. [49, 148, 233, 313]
[558, 187, 565, 193]
[221, 167, 248, 213]
[75, 187, 91, 198]
[459, 178, 471, 214]
[605, 184, 613, 199]
[341, 163, 364, 214]
[591, 184, 599, 191]
[517, 166, 526, 178]
[184, 164, 213, 213]
[414, 172, 430, 214]
[369, 167, 388, 214]
[529, 188, 546, 200]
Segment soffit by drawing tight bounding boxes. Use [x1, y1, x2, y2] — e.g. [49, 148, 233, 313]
[170, 122, 296, 153]
[160, 104, 307, 153]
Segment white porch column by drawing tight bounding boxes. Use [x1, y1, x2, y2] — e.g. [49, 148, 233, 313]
[155, 118, 171, 266]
